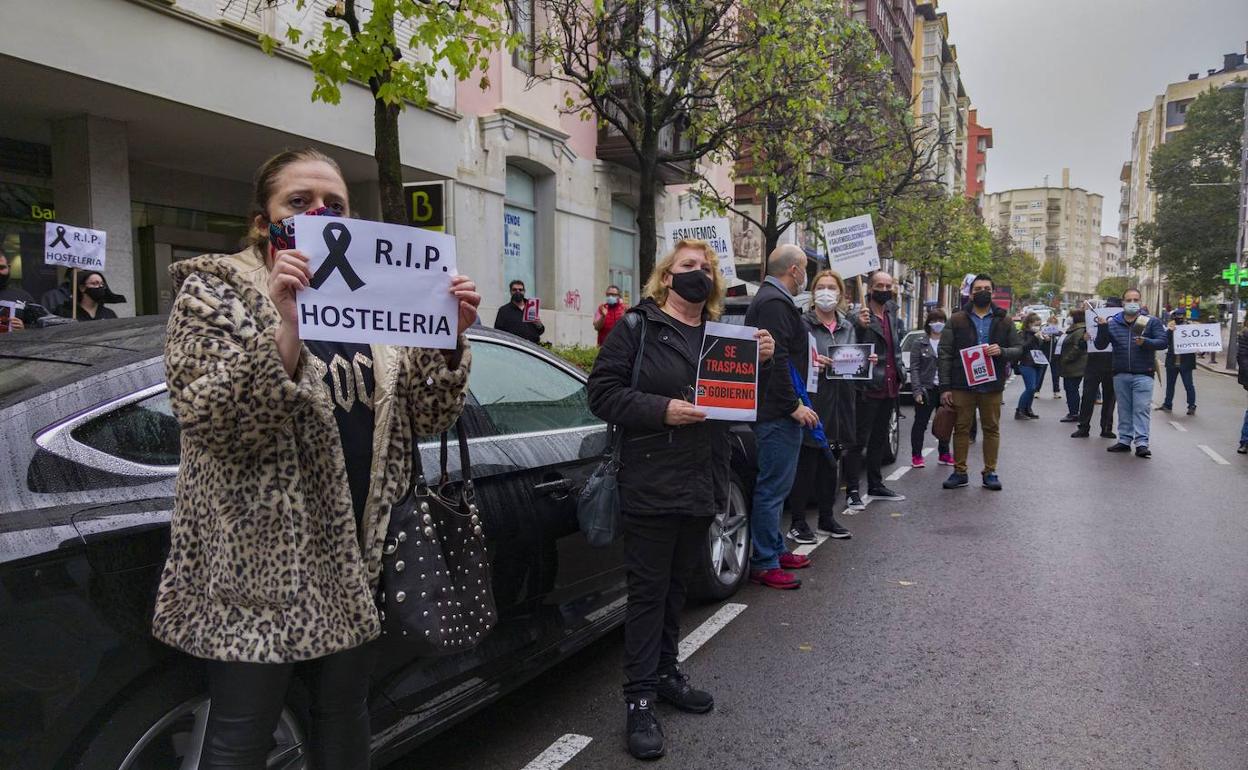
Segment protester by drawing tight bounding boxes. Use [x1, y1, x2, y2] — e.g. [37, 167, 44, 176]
[593, 284, 628, 346]
[1094, 288, 1168, 458]
[587, 238, 773, 760]
[1237, 324, 1248, 454]
[906, 308, 952, 468]
[744, 244, 816, 588]
[55, 270, 122, 321]
[1072, 297, 1121, 439]
[493, 279, 544, 343]
[1015, 312, 1046, 420]
[151, 148, 478, 769]
[40, 276, 72, 316]
[1045, 319, 1062, 398]
[1160, 308, 1197, 415]
[0, 254, 32, 332]
[1058, 308, 1087, 422]
[938, 274, 1023, 490]
[786, 269, 855, 544]
[844, 270, 907, 508]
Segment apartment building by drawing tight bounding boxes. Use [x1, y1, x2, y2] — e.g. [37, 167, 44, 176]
[965, 108, 993, 211]
[983, 170, 1105, 301]
[910, 0, 968, 196]
[847, 0, 916, 97]
[1100, 236, 1123, 284]
[1119, 46, 1248, 311]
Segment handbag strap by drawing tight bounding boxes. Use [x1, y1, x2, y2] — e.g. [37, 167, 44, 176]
[609, 313, 648, 460]
[410, 412, 471, 490]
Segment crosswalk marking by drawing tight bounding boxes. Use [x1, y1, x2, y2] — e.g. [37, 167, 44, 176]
[678, 602, 748, 662]
[1198, 444, 1230, 465]
[521, 734, 592, 770]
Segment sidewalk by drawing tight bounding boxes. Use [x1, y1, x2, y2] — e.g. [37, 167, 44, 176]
[1194, 323, 1237, 377]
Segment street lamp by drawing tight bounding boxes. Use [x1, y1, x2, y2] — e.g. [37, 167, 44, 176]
[1221, 79, 1248, 372]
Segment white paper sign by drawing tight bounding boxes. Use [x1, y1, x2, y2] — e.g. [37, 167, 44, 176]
[806, 333, 820, 395]
[821, 214, 881, 279]
[1030, 349, 1049, 365]
[694, 321, 759, 421]
[1086, 308, 1123, 352]
[45, 222, 107, 270]
[1172, 323, 1222, 354]
[1055, 334, 1067, 355]
[294, 215, 459, 349]
[0, 300, 24, 333]
[664, 218, 738, 284]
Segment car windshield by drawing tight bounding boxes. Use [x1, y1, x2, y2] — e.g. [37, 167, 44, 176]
[0, 357, 91, 402]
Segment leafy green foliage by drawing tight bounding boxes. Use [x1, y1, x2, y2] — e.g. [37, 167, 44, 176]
[1096, 275, 1131, 299]
[551, 344, 600, 372]
[880, 193, 992, 283]
[1038, 256, 1066, 291]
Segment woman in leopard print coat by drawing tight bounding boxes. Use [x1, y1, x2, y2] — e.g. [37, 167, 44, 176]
[151, 149, 479, 768]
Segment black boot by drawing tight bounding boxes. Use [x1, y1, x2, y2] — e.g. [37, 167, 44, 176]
[1014, 409, 1028, 420]
[657, 668, 714, 713]
[625, 697, 665, 759]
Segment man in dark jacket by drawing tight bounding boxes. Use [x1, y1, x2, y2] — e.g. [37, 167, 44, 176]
[844, 270, 906, 509]
[1094, 288, 1168, 457]
[0, 254, 33, 332]
[1160, 308, 1197, 414]
[743, 245, 816, 589]
[937, 274, 1023, 490]
[1237, 325, 1248, 454]
[492, 279, 544, 344]
[1073, 297, 1121, 439]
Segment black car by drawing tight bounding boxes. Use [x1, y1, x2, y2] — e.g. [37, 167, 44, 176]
[0, 317, 754, 769]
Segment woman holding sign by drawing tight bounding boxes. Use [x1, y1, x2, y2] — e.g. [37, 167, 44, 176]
[587, 238, 773, 760]
[152, 149, 478, 769]
[1015, 312, 1047, 420]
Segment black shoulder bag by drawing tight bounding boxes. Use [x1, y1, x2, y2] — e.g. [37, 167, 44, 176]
[577, 312, 647, 547]
[377, 417, 496, 655]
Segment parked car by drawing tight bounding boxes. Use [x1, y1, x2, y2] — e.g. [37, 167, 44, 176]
[0, 317, 755, 770]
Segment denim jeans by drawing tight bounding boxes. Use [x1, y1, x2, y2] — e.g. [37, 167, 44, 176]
[1062, 376, 1083, 416]
[1163, 367, 1196, 409]
[1017, 366, 1041, 412]
[750, 418, 802, 571]
[1241, 408, 1248, 444]
[1113, 372, 1155, 447]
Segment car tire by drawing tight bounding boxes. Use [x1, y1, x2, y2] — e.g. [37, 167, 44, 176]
[71, 664, 307, 770]
[691, 474, 752, 602]
[882, 404, 899, 466]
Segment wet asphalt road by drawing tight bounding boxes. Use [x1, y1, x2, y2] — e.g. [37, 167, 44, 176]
[396, 368, 1248, 770]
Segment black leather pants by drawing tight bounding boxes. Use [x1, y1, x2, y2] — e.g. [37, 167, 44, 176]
[201, 642, 375, 770]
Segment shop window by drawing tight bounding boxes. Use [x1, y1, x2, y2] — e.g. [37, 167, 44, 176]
[503, 166, 537, 292]
[609, 201, 637, 305]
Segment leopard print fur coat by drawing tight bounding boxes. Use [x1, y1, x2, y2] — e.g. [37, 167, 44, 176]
[151, 247, 470, 663]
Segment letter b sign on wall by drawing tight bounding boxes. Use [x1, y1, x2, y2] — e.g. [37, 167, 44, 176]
[404, 182, 445, 232]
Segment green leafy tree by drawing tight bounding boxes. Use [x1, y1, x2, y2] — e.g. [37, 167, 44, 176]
[880, 191, 991, 299]
[1096, 275, 1131, 299]
[1133, 83, 1245, 296]
[247, 0, 514, 223]
[1038, 255, 1066, 291]
[986, 228, 1040, 303]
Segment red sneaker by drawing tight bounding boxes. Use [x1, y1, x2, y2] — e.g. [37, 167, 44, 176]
[779, 552, 811, 570]
[749, 568, 801, 589]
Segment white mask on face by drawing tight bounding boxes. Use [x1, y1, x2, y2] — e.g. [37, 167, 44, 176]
[929, 321, 945, 335]
[814, 288, 839, 310]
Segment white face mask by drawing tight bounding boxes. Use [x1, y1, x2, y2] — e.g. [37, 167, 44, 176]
[814, 288, 839, 310]
[929, 321, 945, 335]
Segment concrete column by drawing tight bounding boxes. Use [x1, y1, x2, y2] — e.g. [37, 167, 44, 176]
[51, 115, 135, 317]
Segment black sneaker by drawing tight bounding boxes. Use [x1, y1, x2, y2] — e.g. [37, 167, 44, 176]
[1026, 410, 1040, 420]
[1070, 428, 1090, 438]
[1100, 430, 1117, 439]
[846, 490, 866, 511]
[867, 485, 905, 501]
[787, 519, 817, 545]
[1157, 404, 1172, 412]
[1237, 442, 1247, 455]
[625, 698, 665, 759]
[1014, 409, 1029, 420]
[657, 669, 714, 714]
[1107, 443, 1131, 453]
[1060, 414, 1079, 423]
[817, 514, 851, 539]
[1135, 445, 1151, 458]
[1186, 405, 1196, 415]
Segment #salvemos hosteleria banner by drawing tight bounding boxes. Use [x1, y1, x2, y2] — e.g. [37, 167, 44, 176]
[694, 321, 759, 421]
[294, 215, 460, 349]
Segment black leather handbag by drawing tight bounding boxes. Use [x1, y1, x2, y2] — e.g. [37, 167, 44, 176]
[377, 418, 495, 655]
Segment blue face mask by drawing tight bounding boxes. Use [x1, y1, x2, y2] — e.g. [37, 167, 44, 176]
[606, 296, 619, 306]
[1124, 302, 1141, 315]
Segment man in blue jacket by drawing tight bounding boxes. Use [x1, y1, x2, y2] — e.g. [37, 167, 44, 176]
[1094, 288, 1168, 458]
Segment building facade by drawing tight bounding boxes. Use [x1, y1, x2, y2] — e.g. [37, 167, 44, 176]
[983, 171, 1105, 301]
[1100, 235, 1123, 286]
[910, 0, 968, 196]
[965, 108, 992, 210]
[847, 0, 916, 97]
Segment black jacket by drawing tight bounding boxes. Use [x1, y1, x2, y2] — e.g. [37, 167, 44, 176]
[1238, 328, 1248, 390]
[1019, 329, 1046, 368]
[937, 304, 1023, 392]
[905, 332, 940, 398]
[586, 300, 729, 517]
[493, 301, 544, 344]
[744, 279, 807, 422]
[853, 300, 905, 395]
[801, 308, 857, 446]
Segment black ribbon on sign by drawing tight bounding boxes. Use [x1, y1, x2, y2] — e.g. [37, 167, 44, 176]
[309, 221, 365, 291]
[49, 226, 70, 249]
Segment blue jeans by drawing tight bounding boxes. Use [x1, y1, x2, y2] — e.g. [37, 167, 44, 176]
[750, 418, 802, 571]
[1163, 367, 1196, 409]
[1063, 376, 1082, 416]
[1241, 408, 1248, 444]
[1113, 373, 1155, 447]
[1017, 366, 1041, 412]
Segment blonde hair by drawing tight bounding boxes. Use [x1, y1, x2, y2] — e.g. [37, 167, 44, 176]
[643, 239, 726, 320]
[810, 269, 847, 312]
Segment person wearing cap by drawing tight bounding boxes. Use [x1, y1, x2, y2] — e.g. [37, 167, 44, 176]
[1160, 308, 1197, 415]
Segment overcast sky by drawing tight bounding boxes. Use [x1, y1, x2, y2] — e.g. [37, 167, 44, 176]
[939, 0, 1248, 236]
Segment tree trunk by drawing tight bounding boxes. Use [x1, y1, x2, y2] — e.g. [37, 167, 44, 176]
[374, 97, 406, 224]
[636, 134, 660, 281]
[762, 191, 781, 274]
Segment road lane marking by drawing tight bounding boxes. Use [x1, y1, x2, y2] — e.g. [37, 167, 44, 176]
[678, 602, 747, 663]
[885, 466, 911, 482]
[1198, 444, 1231, 465]
[922, 447, 935, 457]
[521, 734, 593, 770]
[1169, 421, 1188, 432]
[794, 533, 829, 557]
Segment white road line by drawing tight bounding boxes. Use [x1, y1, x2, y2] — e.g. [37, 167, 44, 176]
[521, 734, 593, 770]
[885, 465, 911, 482]
[677, 602, 747, 663]
[1198, 444, 1231, 465]
[793, 533, 829, 557]
[922, 447, 936, 457]
[1169, 420, 1188, 432]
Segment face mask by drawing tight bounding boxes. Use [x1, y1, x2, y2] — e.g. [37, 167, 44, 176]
[929, 321, 945, 334]
[606, 296, 619, 306]
[814, 288, 839, 310]
[86, 286, 108, 303]
[511, 291, 526, 304]
[871, 289, 892, 305]
[268, 205, 337, 252]
[671, 269, 713, 304]
[1029, 325, 1041, 332]
[972, 290, 993, 308]
[0, 273, 8, 290]
[1124, 302, 1141, 315]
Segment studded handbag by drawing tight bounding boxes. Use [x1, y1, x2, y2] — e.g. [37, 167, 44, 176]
[377, 418, 496, 655]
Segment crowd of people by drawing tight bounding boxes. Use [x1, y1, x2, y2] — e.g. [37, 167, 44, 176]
[0, 252, 125, 331]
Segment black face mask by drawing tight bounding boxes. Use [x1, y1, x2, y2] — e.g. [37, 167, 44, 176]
[86, 286, 109, 303]
[870, 289, 892, 305]
[671, 270, 713, 304]
[510, 291, 525, 304]
[972, 290, 993, 308]
[0, 273, 8, 290]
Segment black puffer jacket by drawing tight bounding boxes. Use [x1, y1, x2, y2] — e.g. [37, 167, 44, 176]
[586, 299, 729, 517]
[744, 279, 807, 422]
[801, 308, 857, 447]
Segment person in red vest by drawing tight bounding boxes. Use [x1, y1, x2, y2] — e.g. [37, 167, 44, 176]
[593, 284, 629, 346]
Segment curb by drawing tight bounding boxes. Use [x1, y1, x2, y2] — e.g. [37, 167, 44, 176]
[1195, 361, 1237, 377]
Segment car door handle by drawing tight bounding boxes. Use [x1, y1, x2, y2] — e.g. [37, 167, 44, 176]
[533, 477, 573, 495]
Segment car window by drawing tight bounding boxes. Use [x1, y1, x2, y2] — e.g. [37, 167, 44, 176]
[469, 341, 601, 435]
[70, 390, 181, 466]
[0, 357, 90, 403]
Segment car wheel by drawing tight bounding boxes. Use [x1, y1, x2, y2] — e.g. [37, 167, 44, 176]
[72, 666, 306, 770]
[883, 405, 899, 466]
[692, 474, 751, 601]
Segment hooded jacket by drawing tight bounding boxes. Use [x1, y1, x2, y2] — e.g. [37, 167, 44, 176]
[1094, 313, 1167, 375]
[1058, 322, 1088, 379]
[151, 247, 470, 663]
